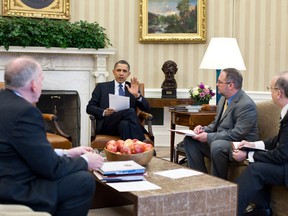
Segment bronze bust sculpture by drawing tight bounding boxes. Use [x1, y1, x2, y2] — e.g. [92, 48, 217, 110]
[161, 60, 177, 98]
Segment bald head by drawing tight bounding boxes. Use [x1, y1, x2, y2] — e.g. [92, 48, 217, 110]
[4, 57, 42, 90]
[4, 56, 43, 104]
[274, 71, 288, 98]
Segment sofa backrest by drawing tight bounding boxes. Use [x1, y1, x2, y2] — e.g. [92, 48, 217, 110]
[256, 100, 281, 140]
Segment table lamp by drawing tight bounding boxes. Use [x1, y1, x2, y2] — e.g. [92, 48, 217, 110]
[199, 37, 246, 103]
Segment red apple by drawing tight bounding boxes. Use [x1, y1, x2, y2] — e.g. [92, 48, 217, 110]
[116, 139, 124, 152]
[124, 138, 133, 147]
[132, 143, 144, 154]
[120, 145, 132, 154]
[144, 143, 153, 152]
[106, 140, 116, 146]
[106, 142, 118, 153]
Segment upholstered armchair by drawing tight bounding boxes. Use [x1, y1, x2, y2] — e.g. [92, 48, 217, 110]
[42, 113, 72, 149]
[89, 83, 154, 150]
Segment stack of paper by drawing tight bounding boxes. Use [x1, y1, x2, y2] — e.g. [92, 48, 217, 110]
[94, 160, 146, 182]
[169, 129, 197, 137]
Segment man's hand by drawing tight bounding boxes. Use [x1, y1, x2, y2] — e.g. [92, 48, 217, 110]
[66, 146, 94, 157]
[235, 140, 255, 150]
[233, 149, 247, 162]
[194, 132, 208, 143]
[127, 77, 140, 97]
[104, 108, 115, 116]
[194, 125, 205, 134]
[85, 152, 104, 171]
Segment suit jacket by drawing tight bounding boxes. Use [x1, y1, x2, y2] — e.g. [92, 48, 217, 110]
[0, 90, 88, 211]
[254, 111, 288, 187]
[86, 81, 150, 133]
[205, 89, 259, 143]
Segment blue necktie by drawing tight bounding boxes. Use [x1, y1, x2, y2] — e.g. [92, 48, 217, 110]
[119, 84, 125, 96]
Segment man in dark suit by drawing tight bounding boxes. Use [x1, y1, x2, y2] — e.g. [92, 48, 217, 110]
[183, 68, 259, 179]
[0, 56, 104, 216]
[86, 60, 150, 141]
[233, 71, 288, 216]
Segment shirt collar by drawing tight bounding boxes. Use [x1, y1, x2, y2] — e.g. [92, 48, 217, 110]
[114, 80, 125, 87]
[11, 90, 23, 98]
[281, 103, 288, 120]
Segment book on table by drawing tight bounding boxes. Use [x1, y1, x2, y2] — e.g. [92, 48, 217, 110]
[95, 160, 146, 182]
[94, 171, 145, 182]
[98, 160, 146, 176]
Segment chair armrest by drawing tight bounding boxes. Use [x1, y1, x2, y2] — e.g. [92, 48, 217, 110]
[89, 114, 96, 142]
[138, 111, 153, 121]
[138, 111, 154, 140]
[42, 113, 72, 141]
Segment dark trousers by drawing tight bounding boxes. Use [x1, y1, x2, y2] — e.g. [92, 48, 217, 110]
[236, 162, 284, 216]
[53, 171, 95, 216]
[183, 136, 233, 179]
[100, 108, 145, 141]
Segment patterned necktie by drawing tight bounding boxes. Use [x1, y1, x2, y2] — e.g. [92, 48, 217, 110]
[119, 84, 125, 96]
[222, 99, 228, 116]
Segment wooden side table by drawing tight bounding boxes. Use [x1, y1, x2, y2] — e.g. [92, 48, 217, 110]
[170, 110, 216, 162]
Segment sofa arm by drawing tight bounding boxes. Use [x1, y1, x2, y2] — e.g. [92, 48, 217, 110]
[0, 204, 51, 216]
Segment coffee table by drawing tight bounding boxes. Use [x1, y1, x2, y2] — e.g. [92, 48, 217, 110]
[91, 157, 237, 216]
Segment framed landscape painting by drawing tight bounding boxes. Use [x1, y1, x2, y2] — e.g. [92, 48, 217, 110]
[139, 0, 206, 43]
[2, 0, 70, 19]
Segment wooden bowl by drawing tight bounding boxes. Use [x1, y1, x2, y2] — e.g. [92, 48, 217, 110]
[104, 148, 154, 166]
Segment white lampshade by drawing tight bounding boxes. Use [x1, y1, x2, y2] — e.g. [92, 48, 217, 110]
[199, 37, 246, 70]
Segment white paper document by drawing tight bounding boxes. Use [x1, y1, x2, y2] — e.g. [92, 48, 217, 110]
[107, 180, 161, 192]
[232, 141, 267, 152]
[109, 94, 130, 111]
[169, 129, 197, 137]
[154, 168, 203, 179]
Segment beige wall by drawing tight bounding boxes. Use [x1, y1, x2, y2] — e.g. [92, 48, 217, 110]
[70, 0, 288, 92]
[1, 0, 286, 91]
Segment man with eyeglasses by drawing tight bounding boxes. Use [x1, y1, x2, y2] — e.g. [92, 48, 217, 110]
[183, 68, 259, 179]
[233, 71, 288, 216]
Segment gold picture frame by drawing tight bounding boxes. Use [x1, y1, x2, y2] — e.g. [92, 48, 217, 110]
[139, 0, 206, 43]
[2, 0, 70, 20]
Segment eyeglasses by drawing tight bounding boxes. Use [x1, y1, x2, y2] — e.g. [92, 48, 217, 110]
[217, 80, 231, 84]
[267, 86, 279, 91]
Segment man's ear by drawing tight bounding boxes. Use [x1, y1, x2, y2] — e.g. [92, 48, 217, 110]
[228, 82, 234, 89]
[30, 79, 36, 92]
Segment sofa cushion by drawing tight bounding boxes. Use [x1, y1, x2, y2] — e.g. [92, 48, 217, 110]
[256, 100, 281, 140]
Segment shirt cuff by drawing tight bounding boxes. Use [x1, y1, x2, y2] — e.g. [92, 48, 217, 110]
[247, 141, 265, 163]
[254, 141, 265, 149]
[81, 154, 89, 163]
[54, 149, 64, 156]
[247, 152, 255, 163]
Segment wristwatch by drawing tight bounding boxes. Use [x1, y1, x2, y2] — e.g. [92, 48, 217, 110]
[63, 149, 69, 157]
[136, 94, 142, 100]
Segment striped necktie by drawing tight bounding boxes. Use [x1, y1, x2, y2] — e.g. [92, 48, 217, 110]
[119, 84, 125, 96]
